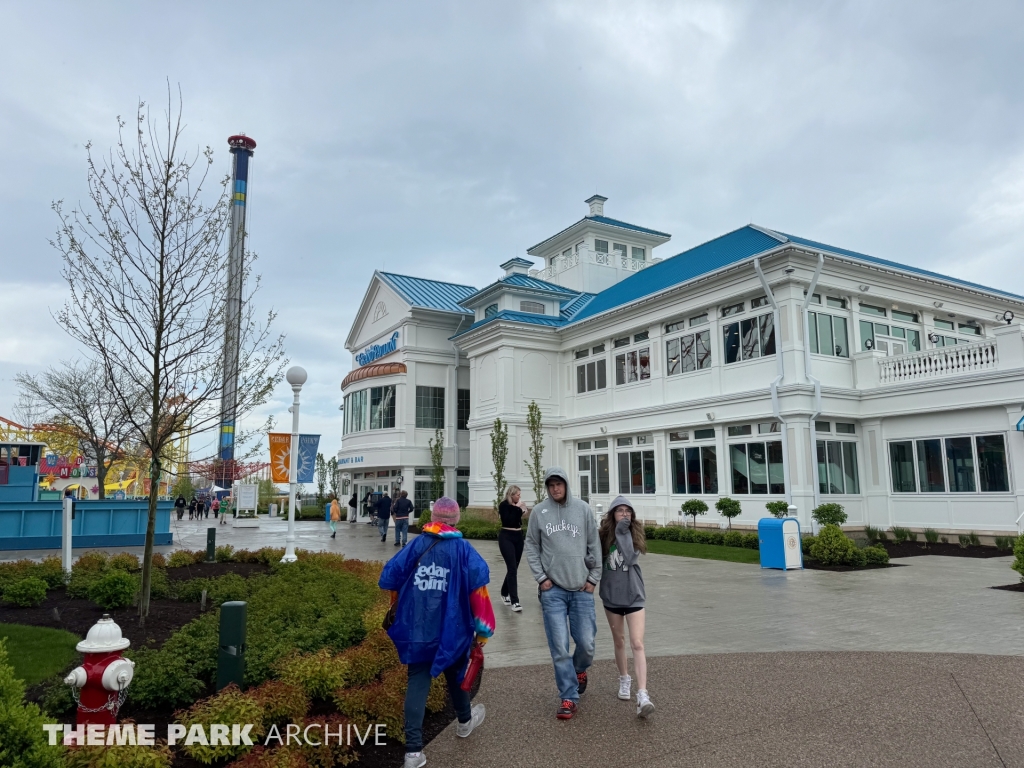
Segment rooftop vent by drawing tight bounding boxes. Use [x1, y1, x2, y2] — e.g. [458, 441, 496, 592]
[585, 194, 607, 217]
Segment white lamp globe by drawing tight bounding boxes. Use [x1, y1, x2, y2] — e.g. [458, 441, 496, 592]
[286, 366, 307, 387]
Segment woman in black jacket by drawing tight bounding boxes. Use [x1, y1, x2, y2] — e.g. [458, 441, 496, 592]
[497, 484, 529, 612]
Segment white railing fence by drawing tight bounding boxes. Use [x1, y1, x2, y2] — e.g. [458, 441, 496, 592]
[878, 339, 998, 384]
[528, 245, 648, 281]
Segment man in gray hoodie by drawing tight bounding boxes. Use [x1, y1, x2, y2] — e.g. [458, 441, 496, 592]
[525, 466, 601, 720]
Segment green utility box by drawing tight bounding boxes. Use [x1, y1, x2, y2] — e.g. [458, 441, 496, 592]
[207, 528, 216, 562]
[216, 601, 247, 691]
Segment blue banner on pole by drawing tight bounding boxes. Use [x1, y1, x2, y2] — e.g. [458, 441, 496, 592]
[296, 435, 320, 483]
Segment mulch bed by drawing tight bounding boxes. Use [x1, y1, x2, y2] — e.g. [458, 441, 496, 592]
[803, 561, 901, 572]
[877, 541, 1013, 559]
[991, 582, 1024, 593]
[163, 562, 271, 582]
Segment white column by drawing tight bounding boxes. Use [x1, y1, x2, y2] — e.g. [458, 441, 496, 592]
[282, 366, 307, 563]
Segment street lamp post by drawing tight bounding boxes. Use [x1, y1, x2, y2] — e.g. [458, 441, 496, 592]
[281, 366, 307, 563]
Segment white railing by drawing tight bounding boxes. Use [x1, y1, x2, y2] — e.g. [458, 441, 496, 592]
[622, 256, 648, 272]
[529, 248, 647, 281]
[878, 339, 998, 384]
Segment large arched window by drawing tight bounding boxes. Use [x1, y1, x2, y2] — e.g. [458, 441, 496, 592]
[484, 303, 498, 318]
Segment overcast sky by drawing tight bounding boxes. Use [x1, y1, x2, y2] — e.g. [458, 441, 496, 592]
[2, 0, 1023, 460]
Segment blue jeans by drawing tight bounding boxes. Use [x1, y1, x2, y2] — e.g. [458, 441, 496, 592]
[394, 517, 409, 545]
[538, 585, 597, 702]
[405, 660, 471, 752]
[377, 517, 389, 538]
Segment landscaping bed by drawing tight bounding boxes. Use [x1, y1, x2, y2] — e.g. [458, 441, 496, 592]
[878, 541, 1014, 559]
[991, 582, 1024, 593]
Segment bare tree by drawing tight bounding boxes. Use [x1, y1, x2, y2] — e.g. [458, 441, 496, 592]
[15, 361, 136, 499]
[52, 90, 285, 621]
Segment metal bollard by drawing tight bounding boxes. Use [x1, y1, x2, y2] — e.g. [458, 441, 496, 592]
[207, 528, 217, 562]
[217, 601, 247, 691]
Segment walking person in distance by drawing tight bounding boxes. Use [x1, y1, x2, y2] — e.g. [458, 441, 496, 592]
[599, 496, 654, 718]
[393, 490, 413, 547]
[525, 467, 601, 720]
[174, 494, 186, 520]
[498, 484, 529, 612]
[379, 497, 494, 768]
[329, 495, 342, 539]
[376, 489, 392, 542]
[348, 491, 358, 525]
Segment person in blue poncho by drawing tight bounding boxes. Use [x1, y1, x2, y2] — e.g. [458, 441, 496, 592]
[379, 496, 496, 768]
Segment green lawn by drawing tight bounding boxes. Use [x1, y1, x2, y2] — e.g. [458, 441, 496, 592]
[0, 623, 80, 686]
[647, 539, 761, 564]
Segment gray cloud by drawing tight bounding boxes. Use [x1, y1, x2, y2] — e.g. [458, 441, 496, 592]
[2, 0, 1023, 456]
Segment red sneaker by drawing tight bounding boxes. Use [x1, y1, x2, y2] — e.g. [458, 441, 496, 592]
[556, 699, 577, 720]
[576, 671, 588, 696]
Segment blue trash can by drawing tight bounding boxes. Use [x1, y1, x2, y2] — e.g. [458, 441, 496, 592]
[324, 503, 332, 522]
[758, 517, 803, 570]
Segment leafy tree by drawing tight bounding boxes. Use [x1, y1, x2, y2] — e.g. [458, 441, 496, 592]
[51, 91, 285, 621]
[258, 477, 278, 511]
[16, 360, 136, 499]
[171, 474, 196, 501]
[523, 400, 546, 504]
[681, 499, 707, 528]
[490, 418, 508, 511]
[428, 427, 445, 501]
[327, 456, 339, 500]
[812, 503, 847, 527]
[765, 500, 790, 518]
[315, 452, 328, 507]
[715, 497, 742, 529]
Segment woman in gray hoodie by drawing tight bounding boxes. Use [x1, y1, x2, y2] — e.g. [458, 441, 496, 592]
[598, 495, 654, 718]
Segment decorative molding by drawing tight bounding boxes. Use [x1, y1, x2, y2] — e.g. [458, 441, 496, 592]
[341, 362, 407, 390]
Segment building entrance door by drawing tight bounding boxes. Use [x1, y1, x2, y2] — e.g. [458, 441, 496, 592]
[874, 335, 907, 356]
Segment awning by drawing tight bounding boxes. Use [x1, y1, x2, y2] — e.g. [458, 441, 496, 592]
[1017, 414, 1024, 431]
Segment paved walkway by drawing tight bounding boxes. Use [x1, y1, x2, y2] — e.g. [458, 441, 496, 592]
[7, 518, 1024, 766]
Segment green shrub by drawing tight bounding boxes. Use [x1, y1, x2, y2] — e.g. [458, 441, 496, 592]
[958, 533, 970, 549]
[274, 649, 349, 700]
[890, 527, 909, 544]
[0, 560, 35, 593]
[151, 552, 167, 569]
[765, 500, 789, 518]
[810, 524, 856, 565]
[108, 552, 141, 572]
[801, 535, 816, 556]
[174, 577, 211, 603]
[35, 557, 66, 589]
[65, 740, 174, 768]
[906, 530, 918, 543]
[681, 499, 708, 527]
[180, 685, 266, 764]
[714, 497, 742, 529]
[1012, 535, 1024, 583]
[88, 570, 137, 609]
[968, 531, 980, 547]
[456, 520, 500, 540]
[924, 528, 939, 545]
[845, 547, 867, 567]
[75, 551, 108, 572]
[215, 545, 236, 563]
[644, 525, 657, 539]
[0, 639, 65, 768]
[864, 525, 880, 543]
[742, 533, 759, 549]
[2, 577, 48, 607]
[167, 550, 196, 568]
[941, 535, 949, 544]
[38, 673, 76, 718]
[66, 568, 104, 599]
[249, 680, 310, 728]
[994, 536, 1014, 550]
[723, 531, 744, 548]
[255, 547, 285, 565]
[708, 531, 725, 546]
[125, 645, 209, 710]
[811, 503, 847, 527]
[416, 509, 432, 527]
[208, 573, 250, 606]
[136, 567, 170, 601]
[864, 546, 890, 565]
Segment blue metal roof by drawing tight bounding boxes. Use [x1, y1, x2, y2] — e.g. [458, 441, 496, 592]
[461, 272, 581, 308]
[778, 232, 1024, 301]
[560, 293, 596, 320]
[379, 272, 476, 314]
[568, 226, 783, 324]
[455, 309, 565, 337]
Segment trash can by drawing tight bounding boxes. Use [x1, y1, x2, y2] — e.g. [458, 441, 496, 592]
[758, 517, 803, 570]
[324, 503, 332, 522]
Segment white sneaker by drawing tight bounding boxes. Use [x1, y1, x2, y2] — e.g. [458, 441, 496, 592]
[456, 703, 486, 738]
[501, 596, 511, 605]
[637, 689, 655, 718]
[618, 675, 632, 700]
[404, 752, 427, 768]
[511, 603, 522, 612]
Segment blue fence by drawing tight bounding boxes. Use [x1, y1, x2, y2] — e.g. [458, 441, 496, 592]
[0, 500, 173, 551]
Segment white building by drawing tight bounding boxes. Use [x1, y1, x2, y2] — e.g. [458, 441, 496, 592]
[339, 196, 1024, 535]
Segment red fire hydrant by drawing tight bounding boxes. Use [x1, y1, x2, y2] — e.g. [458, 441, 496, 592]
[64, 614, 135, 728]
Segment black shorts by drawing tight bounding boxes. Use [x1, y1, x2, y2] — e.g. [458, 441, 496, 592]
[604, 606, 643, 616]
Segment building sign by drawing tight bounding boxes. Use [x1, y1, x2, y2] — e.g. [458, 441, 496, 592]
[338, 456, 364, 465]
[355, 331, 400, 367]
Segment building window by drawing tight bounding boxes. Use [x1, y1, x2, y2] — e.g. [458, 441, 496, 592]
[575, 349, 589, 359]
[615, 345, 651, 385]
[958, 323, 982, 336]
[634, 331, 649, 343]
[859, 321, 920, 353]
[690, 313, 709, 327]
[343, 389, 370, 434]
[457, 389, 470, 430]
[618, 450, 655, 494]
[888, 434, 1009, 494]
[721, 302, 744, 318]
[669, 431, 688, 442]
[815, 421, 831, 432]
[484, 303, 498, 319]
[728, 425, 752, 437]
[729, 440, 784, 495]
[892, 309, 918, 323]
[592, 343, 605, 354]
[415, 386, 445, 429]
[836, 422, 856, 434]
[934, 319, 954, 331]
[809, 312, 850, 357]
[577, 451, 610, 501]
[369, 386, 396, 430]
[750, 295, 770, 309]
[723, 313, 775, 364]
[671, 446, 718, 494]
[758, 422, 780, 434]
[613, 336, 630, 348]
[520, 301, 545, 315]
[694, 428, 715, 440]
[632, 246, 645, 260]
[859, 303, 887, 317]
[576, 359, 607, 393]
[613, 243, 627, 260]
[595, 239, 609, 253]
[414, 481, 433, 515]
[816, 441, 860, 494]
[827, 296, 847, 309]
[666, 330, 712, 375]
[457, 481, 469, 508]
